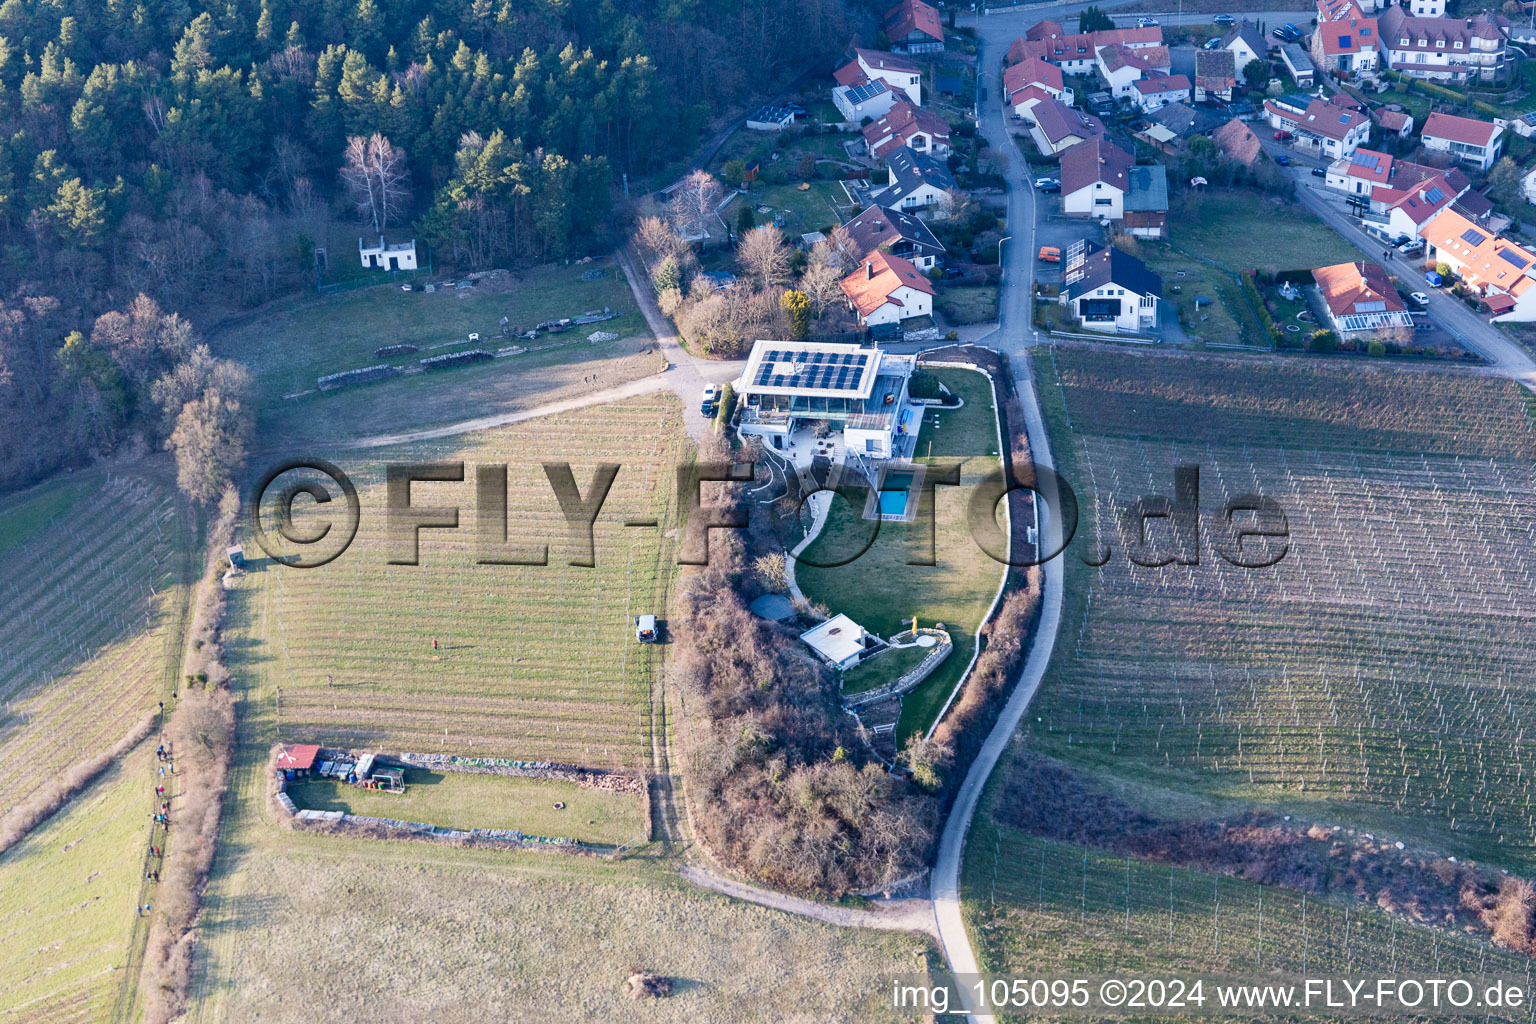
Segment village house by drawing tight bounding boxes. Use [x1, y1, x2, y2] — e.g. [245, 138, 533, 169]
[1131, 74, 1191, 112]
[1377, 7, 1508, 83]
[1194, 49, 1237, 102]
[1028, 98, 1106, 155]
[1324, 147, 1395, 196]
[1124, 164, 1170, 239]
[855, 48, 924, 104]
[1060, 137, 1132, 220]
[863, 100, 952, 161]
[746, 106, 796, 131]
[1420, 208, 1536, 320]
[734, 340, 922, 459]
[884, 0, 945, 55]
[871, 147, 956, 211]
[359, 237, 418, 271]
[1063, 244, 1163, 332]
[1291, 98, 1372, 159]
[1007, 21, 1163, 76]
[1421, 111, 1504, 170]
[1364, 173, 1461, 242]
[1212, 117, 1267, 166]
[1004, 57, 1074, 116]
[840, 251, 936, 326]
[1312, 13, 1380, 79]
[842, 204, 947, 271]
[1372, 107, 1414, 139]
[833, 79, 898, 122]
[1311, 261, 1415, 335]
[1095, 43, 1172, 99]
[1222, 21, 1269, 70]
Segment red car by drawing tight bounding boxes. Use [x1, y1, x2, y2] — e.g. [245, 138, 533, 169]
[1273, 130, 1293, 141]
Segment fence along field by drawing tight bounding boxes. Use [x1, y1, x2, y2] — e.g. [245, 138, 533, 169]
[0, 473, 189, 811]
[250, 394, 685, 771]
[1031, 349, 1536, 867]
[0, 743, 153, 1022]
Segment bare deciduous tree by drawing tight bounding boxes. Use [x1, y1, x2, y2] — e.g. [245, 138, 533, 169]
[167, 391, 252, 504]
[737, 225, 790, 288]
[814, 224, 862, 274]
[673, 169, 723, 243]
[800, 259, 845, 318]
[339, 133, 411, 233]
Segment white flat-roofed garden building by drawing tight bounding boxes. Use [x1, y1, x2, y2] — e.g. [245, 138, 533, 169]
[734, 340, 919, 460]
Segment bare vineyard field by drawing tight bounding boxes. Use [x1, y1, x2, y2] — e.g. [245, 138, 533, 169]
[0, 743, 153, 1022]
[1027, 347, 1536, 867]
[246, 394, 687, 771]
[0, 472, 190, 809]
[965, 800, 1536, 1024]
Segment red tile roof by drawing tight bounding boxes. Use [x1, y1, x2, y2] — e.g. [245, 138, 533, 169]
[1212, 117, 1265, 165]
[1373, 109, 1412, 132]
[856, 48, 921, 74]
[1312, 261, 1405, 317]
[863, 99, 950, 159]
[884, 0, 944, 43]
[834, 60, 869, 87]
[840, 251, 935, 316]
[1133, 73, 1189, 95]
[1297, 98, 1368, 142]
[1003, 55, 1064, 96]
[1317, 16, 1378, 55]
[1343, 148, 1393, 185]
[1422, 111, 1500, 148]
[276, 744, 321, 771]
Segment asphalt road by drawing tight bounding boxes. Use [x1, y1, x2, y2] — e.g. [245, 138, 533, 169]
[927, 20, 1069, 1024]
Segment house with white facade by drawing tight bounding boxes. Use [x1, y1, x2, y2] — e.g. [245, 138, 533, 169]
[1131, 74, 1190, 111]
[833, 79, 898, 122]
[1194, 49, 1237, 102]
[1377, 8, 1507, 83]
[1222, 21, 1269, 70]
[1060, 138, 1131, 220]
[1003, 56, 1073, 116]
[1292, 98, 1372, 159]
[863, 100, 951, 161]
[1062, 244, 1162, 332]
[1420, 209, 1536, 320]
[872, 148, 956, 211]
[1312, 13, 1381, 79]
[734, 340, 921, 459]
[840, 251, 935, 327]
[1324, 147, 1395, 196]
[842, 204, 946, 271]
[1421, 111, 1504, 170]
[1028, 98, 1105, 155]
[855, 49, 924, 105]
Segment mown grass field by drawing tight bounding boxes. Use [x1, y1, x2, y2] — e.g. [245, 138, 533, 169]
[286, 770, 645, 845]
[246, 393, 687, 771]
[190, 394, 950, 1022]
[964, 749, 1536, 1024]
[0, 743, 152, 1022]
[210, 256, 660, 443]
[796, 369, 1006, 741]
[0, 471, 190, 810]
[1026, 347, 1536, 868]
[1172, 190, 1360, 276]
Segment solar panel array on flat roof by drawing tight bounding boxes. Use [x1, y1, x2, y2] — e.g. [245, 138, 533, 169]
[1354, 152, 1381, 170]
[845, 82, 887, 103]
[1500, 249, 1530, 270]
[1461, 227, 1488, 246]
[753, 348, 871, 391]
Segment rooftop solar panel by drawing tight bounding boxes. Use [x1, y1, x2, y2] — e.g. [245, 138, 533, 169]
[1461, 228, 1488, 246]
[753, 348, 870, 391]
[1500, 249, 1530, 270]
[1425, 186, 1445, 203]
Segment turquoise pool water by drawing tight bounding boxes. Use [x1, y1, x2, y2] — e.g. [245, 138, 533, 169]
[879, 472, 914, 516]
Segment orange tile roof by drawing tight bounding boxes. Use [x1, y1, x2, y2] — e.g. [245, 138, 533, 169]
[1423, 208, 1536, 295]
[1311, 261, 1405, 317]
[840, 251, 935, 316]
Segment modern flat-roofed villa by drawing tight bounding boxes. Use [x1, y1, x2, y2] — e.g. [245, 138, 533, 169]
[734, 340, 919, 463]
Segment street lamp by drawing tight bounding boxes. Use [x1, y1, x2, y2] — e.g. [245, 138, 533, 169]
[997, 234, 1012, 264]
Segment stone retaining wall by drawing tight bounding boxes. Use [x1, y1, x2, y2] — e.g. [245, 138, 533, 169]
[842, 628, 953, 708]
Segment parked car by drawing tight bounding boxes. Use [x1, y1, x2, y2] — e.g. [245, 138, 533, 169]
[1311, 166, 1327, 177]
[1273, 26, 1300, 41]
[1273, 130, 1293, 141]
[1410, 291, 1431, 307]
[1034, 176, 1060, 192]
[1137, 16, 1159, 26]
[1398, 241, 1425, 257]
[1038, 246, 1062, 263]
[700, 384, 720, 416]
[1283, 23, 1302, 36]
[1203, 37, 1223, 49]
[1213, 13, 1236, 25]
[635, 614, 659, 643]
[1275, 153, 1290, 166]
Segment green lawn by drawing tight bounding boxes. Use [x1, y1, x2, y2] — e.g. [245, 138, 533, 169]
[0, 743, 152, 1020]
[286, 770, 645, 846]
[936, 284, 999, 326]
[1172, 189, 1359, 274]
[839, 642, 934, 696]
[795, 369, 1005, 742]
[210, 256, 655, 443]
[730, 181, 852, 239]
[1139, 245, 1264, 347]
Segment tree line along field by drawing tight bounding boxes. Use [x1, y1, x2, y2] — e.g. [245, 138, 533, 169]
[0, 471, 191, 811]
[965, 771, 1536, 1024]
[1026, 347, 1536, 868]
[243, 393, 687, 773]
[0, 742, 153, 1022]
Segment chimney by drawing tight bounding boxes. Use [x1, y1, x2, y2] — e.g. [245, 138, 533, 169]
[866, 260, 876, 280]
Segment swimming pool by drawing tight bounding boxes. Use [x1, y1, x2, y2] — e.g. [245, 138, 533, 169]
[878, 471, 914, 517]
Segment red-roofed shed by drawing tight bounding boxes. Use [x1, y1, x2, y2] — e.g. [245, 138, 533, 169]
[276, 743, 321, 775]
